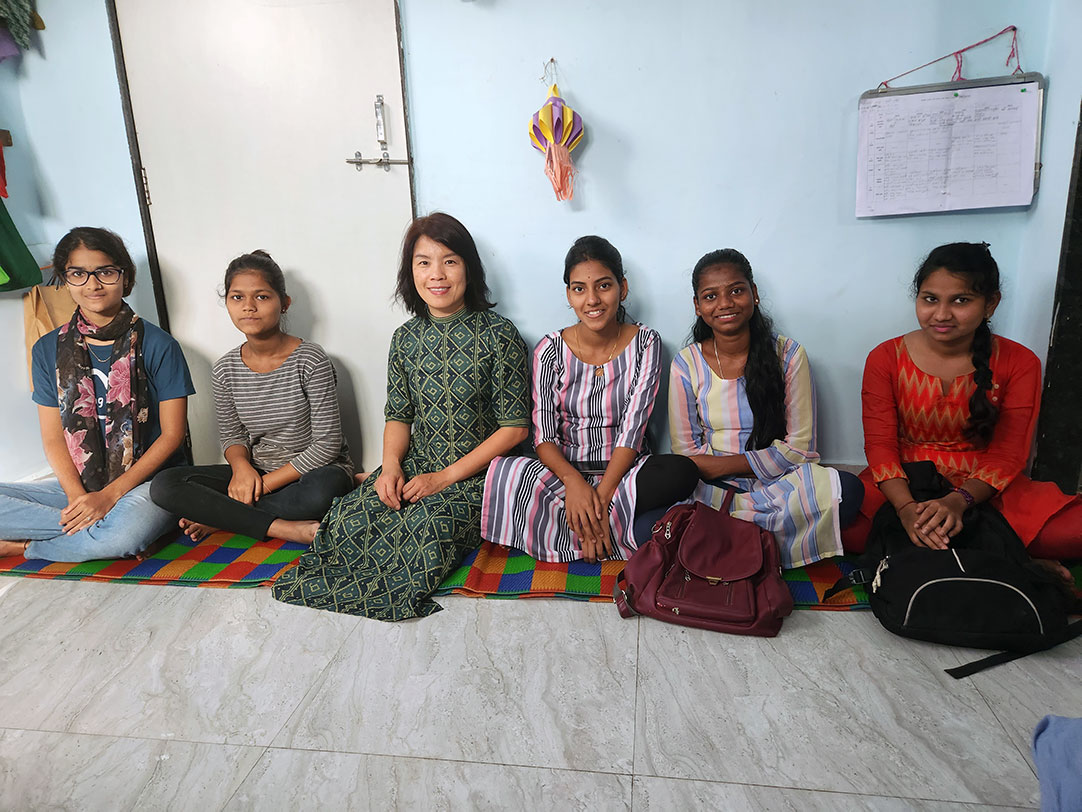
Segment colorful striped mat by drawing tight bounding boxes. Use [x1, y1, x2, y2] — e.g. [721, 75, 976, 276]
[435, 542, 871, 610]
[0, 533, 868, 607]
[0, 531, 306, 588]
[6, 533, 1073, 610]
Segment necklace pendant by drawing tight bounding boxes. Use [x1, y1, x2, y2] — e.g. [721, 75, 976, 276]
[594, 366, 604, 377]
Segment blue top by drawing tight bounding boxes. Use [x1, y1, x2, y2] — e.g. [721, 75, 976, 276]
[32, 320, 196, 466]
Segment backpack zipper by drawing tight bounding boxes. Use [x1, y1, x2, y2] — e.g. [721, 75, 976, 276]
[902, 577, 1044, 634]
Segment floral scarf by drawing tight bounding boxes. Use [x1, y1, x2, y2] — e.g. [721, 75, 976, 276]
[55, 304, 148, 492]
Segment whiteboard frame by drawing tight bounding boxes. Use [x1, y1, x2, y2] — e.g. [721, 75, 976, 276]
[858, 71, 1046, 210]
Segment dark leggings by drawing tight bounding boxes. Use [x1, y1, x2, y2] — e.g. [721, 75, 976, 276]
[631, 455, 701, 542]
[633, 454, 701, 514]
[150, 463, 354, 541]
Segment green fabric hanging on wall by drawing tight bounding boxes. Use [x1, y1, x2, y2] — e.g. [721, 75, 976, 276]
[0, 197, 41, 292]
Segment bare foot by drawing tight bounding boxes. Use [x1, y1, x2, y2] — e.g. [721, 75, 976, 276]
[267, 519, 320, 544]
[0, 540, 29, 558]
[354, 472, 371, 486]
[179, 518, 219, 542]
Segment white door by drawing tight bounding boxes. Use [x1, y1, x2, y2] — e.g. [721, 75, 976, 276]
[114, 0, 414, 469]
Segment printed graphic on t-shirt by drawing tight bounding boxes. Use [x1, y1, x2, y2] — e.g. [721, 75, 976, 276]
[92, 366, 109, 436]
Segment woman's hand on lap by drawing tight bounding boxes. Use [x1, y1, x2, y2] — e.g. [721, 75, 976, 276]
[563, 477, 606, 561]
[228, 464, 263, 505]
[898, 501, 950, 550]
[61, 488, 120, 534]
[403, 470, 451, 503]
[914, 497, 965, 547]
[375, 465, 407, 509]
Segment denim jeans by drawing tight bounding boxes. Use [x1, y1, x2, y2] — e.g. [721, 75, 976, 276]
[0, 479, 177, 562]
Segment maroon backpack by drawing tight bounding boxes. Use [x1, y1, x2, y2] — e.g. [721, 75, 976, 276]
[614, 496, 793, 637]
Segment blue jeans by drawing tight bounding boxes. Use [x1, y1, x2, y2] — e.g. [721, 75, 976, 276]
[0, 479, 177, 562]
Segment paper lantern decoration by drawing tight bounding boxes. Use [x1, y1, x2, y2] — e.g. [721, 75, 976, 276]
[529, 84, 584, 201]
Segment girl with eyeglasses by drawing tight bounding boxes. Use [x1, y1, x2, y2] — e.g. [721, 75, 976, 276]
[0, 227, 194, 561]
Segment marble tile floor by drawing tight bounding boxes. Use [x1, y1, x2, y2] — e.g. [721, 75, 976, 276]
[0, 577, 1077, 811]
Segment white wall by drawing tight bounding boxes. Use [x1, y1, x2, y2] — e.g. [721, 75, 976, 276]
[0, 0, 155, 480]
[398, 0, 1069, 463]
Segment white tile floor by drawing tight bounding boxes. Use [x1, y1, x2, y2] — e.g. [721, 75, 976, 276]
[0, 577, 1078, 810]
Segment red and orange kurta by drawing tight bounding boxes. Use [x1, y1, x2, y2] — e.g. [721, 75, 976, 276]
[857, 334, 1073, 545]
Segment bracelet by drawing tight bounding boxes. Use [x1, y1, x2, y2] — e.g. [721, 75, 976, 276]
[951, 486, 975, 506]
[895, 500, 915, 512]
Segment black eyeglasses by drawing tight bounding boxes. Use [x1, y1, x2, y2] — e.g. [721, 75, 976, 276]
[64, 267, 124, 286]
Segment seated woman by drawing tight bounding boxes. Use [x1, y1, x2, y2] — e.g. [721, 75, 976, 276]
[150, 250, 354, 544]
[272, 213, 530, 620]
[669, 249, 862, 569]
[0, 227, 193, 562]
[482, 236, 698, 564]
[845, 242, 1082, 572]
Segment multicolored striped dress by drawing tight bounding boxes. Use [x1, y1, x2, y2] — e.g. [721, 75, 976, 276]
[668, 335, 842, 568]
[482, 325, 662, 562]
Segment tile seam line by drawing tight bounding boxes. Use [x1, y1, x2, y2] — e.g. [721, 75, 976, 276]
[253, 742, 634, 778]
[219, 745, 270, 812]
[966, 669, 1040, 783]
[628, 771, 1034, 807]
[0, 727, 633, 781]
[262, 615, 366, 748]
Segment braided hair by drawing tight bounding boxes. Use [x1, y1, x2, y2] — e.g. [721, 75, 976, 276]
[691, 249, 786, 451]
[912, 242, 1001, 446]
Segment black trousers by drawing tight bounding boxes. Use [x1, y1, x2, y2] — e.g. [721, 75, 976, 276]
[150, 464, 354, 541]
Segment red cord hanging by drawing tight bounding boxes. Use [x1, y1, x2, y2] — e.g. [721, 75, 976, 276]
[878, 25, 1023, 90]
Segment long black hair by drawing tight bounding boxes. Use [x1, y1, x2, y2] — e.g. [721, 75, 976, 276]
[913, 242, 1001, 446]
[563, 235, 627, 322]
[395, 212, 495, 318]
[691, 249, 786, 451]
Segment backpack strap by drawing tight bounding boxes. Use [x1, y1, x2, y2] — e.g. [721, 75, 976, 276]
[822, 564, 877, 601]
[945, 618, 1082, 679]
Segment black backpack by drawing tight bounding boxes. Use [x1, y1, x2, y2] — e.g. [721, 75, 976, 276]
[827, 462, 1082, 678]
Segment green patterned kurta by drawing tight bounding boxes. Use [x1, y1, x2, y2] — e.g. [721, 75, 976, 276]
[272, 308, 529, 620]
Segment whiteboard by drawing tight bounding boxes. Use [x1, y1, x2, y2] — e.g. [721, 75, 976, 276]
[856, 73, 1044, 217]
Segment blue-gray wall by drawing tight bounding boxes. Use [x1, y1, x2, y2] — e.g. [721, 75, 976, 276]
[399, 0, 1077, 462]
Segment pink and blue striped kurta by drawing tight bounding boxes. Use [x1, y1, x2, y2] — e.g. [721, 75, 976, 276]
[482, 326, 662, 562]
[668, 336, 842, 568]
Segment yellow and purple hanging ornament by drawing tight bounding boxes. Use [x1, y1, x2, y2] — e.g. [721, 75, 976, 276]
[529, 84, 584, 201]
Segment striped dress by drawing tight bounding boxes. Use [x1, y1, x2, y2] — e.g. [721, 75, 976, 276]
[482, 325, 662, 562]
[668, 336, 842, 568]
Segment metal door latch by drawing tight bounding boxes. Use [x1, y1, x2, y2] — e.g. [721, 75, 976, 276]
[346, 94, 410, 172]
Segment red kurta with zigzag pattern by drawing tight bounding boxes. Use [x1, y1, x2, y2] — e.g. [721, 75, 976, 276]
[857, 335, 1074, 544]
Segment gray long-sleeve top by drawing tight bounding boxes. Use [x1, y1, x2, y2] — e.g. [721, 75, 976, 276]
[211, 341, 354, 477]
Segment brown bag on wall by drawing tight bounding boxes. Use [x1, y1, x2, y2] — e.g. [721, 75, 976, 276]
[22, 284, 76, 390]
